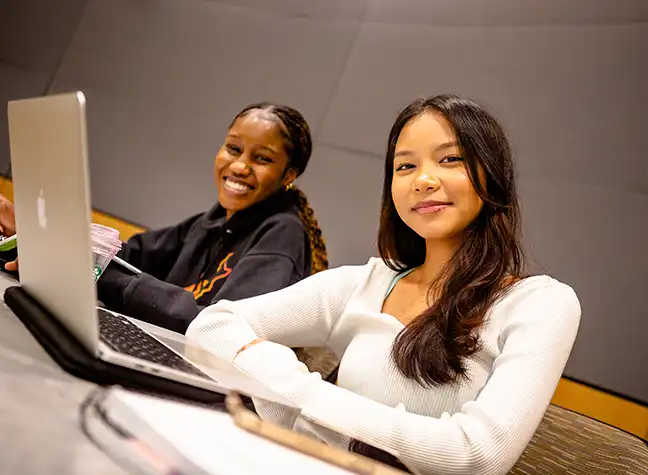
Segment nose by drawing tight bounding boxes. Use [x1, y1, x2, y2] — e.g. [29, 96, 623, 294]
[414, 173, 441, 193]
[229, 157, 251, 176]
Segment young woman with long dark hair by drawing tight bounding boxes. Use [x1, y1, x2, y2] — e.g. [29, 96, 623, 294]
[187, 94, 581, 475]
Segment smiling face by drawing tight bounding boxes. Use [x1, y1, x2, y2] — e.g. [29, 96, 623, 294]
[214, 109, 297, 218]
[391, 112, 484, 243]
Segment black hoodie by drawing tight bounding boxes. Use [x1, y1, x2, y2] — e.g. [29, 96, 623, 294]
[97, 191, 309, 334]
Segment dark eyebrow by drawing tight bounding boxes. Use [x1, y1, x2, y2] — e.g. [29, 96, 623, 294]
[435, 141, 459, 152]
[226, 134, 278, 155]
[259, 145, 279, 155]
[394, 141, 459, 158]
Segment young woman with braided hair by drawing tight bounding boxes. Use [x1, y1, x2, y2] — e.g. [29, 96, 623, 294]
[95, 102, 329, 335]
[0, 102, 330, 342]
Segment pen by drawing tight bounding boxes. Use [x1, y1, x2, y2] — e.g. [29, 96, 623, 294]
[0, 234, 18, 252]
[112, 255, 142, 274]
[0, 233, 142, 275]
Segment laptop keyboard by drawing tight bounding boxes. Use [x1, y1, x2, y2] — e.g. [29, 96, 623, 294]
[97, 308, 211, 380]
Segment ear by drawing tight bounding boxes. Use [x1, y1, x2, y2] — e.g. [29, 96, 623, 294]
[281, 167, 298, 187]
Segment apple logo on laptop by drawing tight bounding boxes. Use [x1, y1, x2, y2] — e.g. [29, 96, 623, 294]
[37, 188, 47, 230]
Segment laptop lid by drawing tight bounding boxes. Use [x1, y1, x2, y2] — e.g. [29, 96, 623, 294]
[8, 91, 100, 355]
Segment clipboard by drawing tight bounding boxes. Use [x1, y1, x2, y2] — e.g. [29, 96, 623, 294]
[225, 392, 410, 475]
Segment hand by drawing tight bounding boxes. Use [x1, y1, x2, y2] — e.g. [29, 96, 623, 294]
[0, 194, 18, 271]
[235, 337, 266, 357]
[5, 256, 18, 272]
[0, 193, 16, 238]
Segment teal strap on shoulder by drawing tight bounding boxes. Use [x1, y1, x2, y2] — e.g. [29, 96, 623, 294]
[384, 268, 416, 299]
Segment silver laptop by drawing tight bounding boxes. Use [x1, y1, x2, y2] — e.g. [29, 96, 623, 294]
[7, 91, 223, 393]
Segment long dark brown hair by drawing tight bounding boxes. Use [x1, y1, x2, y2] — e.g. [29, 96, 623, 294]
[379, 94, 523, 387]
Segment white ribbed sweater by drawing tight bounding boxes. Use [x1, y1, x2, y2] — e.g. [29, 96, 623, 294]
[187, 258, 581, 475]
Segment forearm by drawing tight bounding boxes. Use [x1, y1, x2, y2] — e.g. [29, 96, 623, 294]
[100, 270, 203, 333]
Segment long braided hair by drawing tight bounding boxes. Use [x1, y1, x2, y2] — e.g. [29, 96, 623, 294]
[289, 186, 328, 274]
[231, 103, 335, 376]
[230, 103, 328, 275]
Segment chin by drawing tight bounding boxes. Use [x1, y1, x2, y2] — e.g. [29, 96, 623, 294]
[417, 232, 451, 242]
[408, 223, 457, 242]
[217, 194, 247, 211]
[404, 212, 468, 242]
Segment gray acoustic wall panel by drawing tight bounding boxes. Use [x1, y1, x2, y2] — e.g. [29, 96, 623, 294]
[365, 0, 648, 26]
[519, 178, 648, 401]
[0, 0, 89, 176]
[319, 23, 648, 196]
[1, 0, 646, 401]
[0, 64, 50, 175]
[297, 144, 383, 267]
[48, 0, 362, 227]
[0, 0, 89, 72]
[210, 0, 367, 20]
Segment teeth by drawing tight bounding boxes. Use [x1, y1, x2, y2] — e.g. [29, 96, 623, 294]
[224, 178, 251, 193]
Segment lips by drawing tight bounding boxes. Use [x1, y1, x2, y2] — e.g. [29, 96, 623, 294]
[412, 199, 452, 214]
[223, 176, 255, 195]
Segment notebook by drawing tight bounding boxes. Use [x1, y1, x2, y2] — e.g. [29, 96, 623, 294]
[93, 387, 405, 475]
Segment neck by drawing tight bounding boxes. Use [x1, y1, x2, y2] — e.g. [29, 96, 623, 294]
[222, 189, 291, 223]
[414, 238, 460, 285]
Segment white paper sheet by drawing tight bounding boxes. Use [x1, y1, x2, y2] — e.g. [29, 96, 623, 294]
[102, 388, 358, 475]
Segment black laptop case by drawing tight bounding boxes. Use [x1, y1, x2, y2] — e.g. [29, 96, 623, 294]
[4, 285, 227, 406]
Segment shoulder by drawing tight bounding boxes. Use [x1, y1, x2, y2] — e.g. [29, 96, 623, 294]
[363, 256, 398, 280]
[511, 275, 579, 307]
[245, 209, 306, 244]
[493, 275, 581, 330]
[314, 257, 397, 294]
[126, 211, 204, 244]
[255, 209, 306, 237]
[323, 257, 394, 278]
[240, 210, 307, 260]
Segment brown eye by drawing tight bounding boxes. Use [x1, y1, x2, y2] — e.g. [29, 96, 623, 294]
[440, 156, 463, 164]
[255, 155, 273, 164]
[395, 163, 415, 172]
[226, 144, 242, 154]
